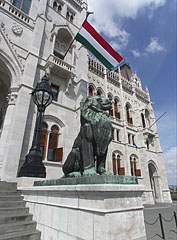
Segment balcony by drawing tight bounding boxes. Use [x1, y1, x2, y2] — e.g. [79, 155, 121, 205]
[121, 77, 133, 94]
[88, 55, 105, 79]
[107, 70, 120, 87]
[142, 128, 155, 138]
[135, 87, 149, 103]
[0, 0, 34, 29]
[44, 54, 75, 78]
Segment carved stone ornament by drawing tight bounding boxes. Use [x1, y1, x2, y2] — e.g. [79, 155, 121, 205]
[12, 23, 23, 36]
[7, 91, 18, 105]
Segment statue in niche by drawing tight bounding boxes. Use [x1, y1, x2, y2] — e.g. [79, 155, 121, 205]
[63, 96, 113, 177]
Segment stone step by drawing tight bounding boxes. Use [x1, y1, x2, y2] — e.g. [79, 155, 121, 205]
[0, 221, 36, 235]
[0, 196, 24, 202]
[0, 207, 29, 216]
[0, 191, 21, 196]
[0, 230, 41, 240]
[0, 183, 17, 191]
[0, 213, 33, 225]
[0, 201, 26, 208]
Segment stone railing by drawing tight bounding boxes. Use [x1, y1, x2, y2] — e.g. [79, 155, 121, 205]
[121, 77, 133, 94]
[0, 0, 34, 28]
[107, 70, 120, 86]
[88, 56, 105, 79]
[47, 54, 74, 73]
[135, 88, 149, 102]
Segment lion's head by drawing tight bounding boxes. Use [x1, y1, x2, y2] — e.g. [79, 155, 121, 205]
[80, 96, 112, 112]
[80, 96, 112, 126]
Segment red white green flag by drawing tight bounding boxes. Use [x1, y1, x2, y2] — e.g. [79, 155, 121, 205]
[75, 20, 123, 70]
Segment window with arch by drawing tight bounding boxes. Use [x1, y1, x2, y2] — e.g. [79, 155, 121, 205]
[112, 153, 125, 175]
[141, 113, 146, 128]
[40, 123, 63, 162]
[12, 0, 32, 14]
[126, 104, 133, 124]
[40, 122, 48, 160]
[130, 156, 141, 176]
[53, 1, 57, 10]
[52, 1, 63, 13]
[96, 89, 102, 96]
[145, 109, 150, 127]
[88, 85, 94, 96]
[66, 10, 75, 23]
[114, 98, 120, 119]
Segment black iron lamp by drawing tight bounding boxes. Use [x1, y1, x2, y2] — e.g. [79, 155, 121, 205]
[19, 75, 53, 178]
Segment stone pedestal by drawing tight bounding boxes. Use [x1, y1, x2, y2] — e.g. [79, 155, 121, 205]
[19, 180, 147, 240]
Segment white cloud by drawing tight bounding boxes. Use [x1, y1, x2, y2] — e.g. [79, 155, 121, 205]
[131, 49, 141, 57]
[87, 0, 166, 50]
[163, 146, 177, 185]
[164, 146, 177, 166]
[146, 37, 165, 53]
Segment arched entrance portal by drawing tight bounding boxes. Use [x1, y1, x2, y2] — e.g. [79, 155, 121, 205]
[0, 60, 11, 135]
[148, 162, 162, 202]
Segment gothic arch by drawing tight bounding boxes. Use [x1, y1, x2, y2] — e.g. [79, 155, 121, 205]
[0, 53, 21, 88]
[148, 160, 161, 201]
[96, 87, 104, 96]
[43, 115, 65, 128]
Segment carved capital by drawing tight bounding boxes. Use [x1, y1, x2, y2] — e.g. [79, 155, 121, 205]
[7, 89, 18, 105]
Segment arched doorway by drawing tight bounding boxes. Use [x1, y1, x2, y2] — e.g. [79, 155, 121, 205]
[0, 60, 11, 135]
[148, 162, 161, 202]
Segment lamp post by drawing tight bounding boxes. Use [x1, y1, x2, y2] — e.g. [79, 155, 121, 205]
[19, 75, 53, 178]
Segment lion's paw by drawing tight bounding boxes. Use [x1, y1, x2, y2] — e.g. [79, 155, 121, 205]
[83, 167, 97, 176]
[67, 172, 81, 178]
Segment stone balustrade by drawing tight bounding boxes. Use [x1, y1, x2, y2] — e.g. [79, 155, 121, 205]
[88, 56, 105, 79]
[47, 54, 74, 73]
[0, 0, 34, 28]
[121, 77, 133, 94]
[135, 87, 149, 102]
[107, 70, 120, 86]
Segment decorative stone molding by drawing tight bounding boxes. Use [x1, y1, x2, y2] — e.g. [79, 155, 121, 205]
[0, 21, 24, 74]
[7, 88, 18, 105]
[12, 22, 23, 36]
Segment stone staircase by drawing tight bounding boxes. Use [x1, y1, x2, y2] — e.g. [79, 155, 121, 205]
[0, 181, 41, 240]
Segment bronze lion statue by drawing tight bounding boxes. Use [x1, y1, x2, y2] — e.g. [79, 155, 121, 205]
[63, 96, 113, 177]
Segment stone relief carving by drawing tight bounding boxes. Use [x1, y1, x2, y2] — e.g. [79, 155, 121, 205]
[12, 23, 23, 36]
[7, 91, 18, 105]
[0, 21, 24, 74]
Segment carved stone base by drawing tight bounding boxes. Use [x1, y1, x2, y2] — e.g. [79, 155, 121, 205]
[19, 184, 147, 240]
[34, 175, 138, 186]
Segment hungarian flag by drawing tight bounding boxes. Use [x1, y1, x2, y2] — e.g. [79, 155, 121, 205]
[75, 20, 123, 70]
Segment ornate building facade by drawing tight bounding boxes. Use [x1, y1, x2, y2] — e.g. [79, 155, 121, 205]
[0, 0, 171, 204]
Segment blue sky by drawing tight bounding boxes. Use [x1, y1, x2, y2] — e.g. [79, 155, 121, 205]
[87, 0, 176, 185]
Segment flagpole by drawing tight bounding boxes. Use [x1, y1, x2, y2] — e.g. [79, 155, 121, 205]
[63, 11, 94, 59]
[149, 112, 167, 128]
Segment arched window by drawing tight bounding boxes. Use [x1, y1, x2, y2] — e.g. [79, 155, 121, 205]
[96, 89, 102, 96]
[126, 104, 133, 124]
[112, 153, 125, 175]
[145, 109, 150, 127]
[130, 155, 141, 176]
[88, 85, 94, 96]
[141, 113, 146, 128]
[53, 1, 57, 10]
[114, 98, 120, 119]
[66, 11, 70, 20]
[40, 122, 48, 160]
[47, 125, 63, 162]
[12, 0, 32, 14]
[70, 15, 74, 23]
[58, 4, 62, 13]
